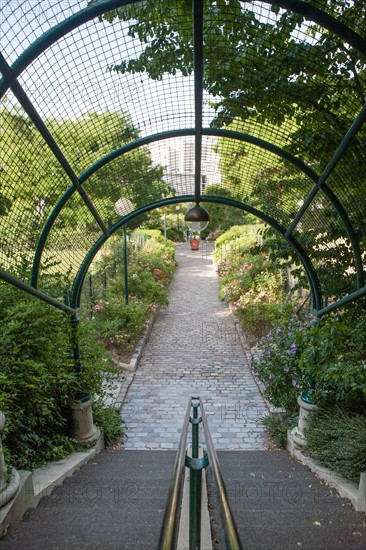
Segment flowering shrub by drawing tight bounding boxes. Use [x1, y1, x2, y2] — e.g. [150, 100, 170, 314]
[216, 234, 296, 338]
[94, 297, 151, 349]
[251, 304, 366, 415]
[88, 233, 177, 354]
[250, 316, 313, 413]
[299, 307, 366, 409]
[0, 283, 120, 469]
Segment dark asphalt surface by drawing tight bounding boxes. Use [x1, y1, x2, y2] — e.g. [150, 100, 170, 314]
[1, 449, 365, 549]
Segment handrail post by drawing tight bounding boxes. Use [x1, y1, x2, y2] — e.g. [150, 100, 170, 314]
[199, 398, 243, 550]
[158, 399, 192, 549]
[159, 396, 242, 550]
[190, 399, 202, 550]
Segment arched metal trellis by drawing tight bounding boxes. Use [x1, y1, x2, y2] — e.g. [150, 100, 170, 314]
[0, 0, 366, 318]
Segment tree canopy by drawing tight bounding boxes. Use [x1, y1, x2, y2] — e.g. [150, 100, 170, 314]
[0, 108, 170, 279]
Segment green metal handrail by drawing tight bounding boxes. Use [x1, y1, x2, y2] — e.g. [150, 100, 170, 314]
[200, 398, 242, 550]
[158, 397, 242, 550]
[158, 399, 191, 550]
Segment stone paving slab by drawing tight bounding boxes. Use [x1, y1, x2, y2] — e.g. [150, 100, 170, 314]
[120, 243, 269, 450]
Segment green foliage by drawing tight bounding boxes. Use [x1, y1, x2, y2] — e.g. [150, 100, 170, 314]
[255, 225, 356, 302]
[214, 224, 261, 249]
[251, 304, 366, 416]
[305, 407, 366, 482]
[299, 307, 366, 408]
[134, 229, 163, 242]
[102, 1, 365, 120]
[88, 235, 177, 355]
[261, 412, 296, 449]
[250, 317, 312, 414]
[215, 225, 296, 339]
[92, 401, 124, 446]
[0, 108, 171, 265]
[0, 283, 119, 469]
[235, 301, 295, 341]
[94, 298, 150, 349]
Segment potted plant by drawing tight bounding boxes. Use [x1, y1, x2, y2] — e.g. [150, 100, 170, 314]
[189, 235, 200, 250]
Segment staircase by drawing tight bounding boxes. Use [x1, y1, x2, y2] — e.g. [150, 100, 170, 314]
[213, 450, 366, 550]
[2, 449, 366, 549]
[1, 450, 175, 550]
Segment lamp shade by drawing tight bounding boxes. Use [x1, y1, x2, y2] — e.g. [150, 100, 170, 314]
[184, 205, 210, 232]
[115, 198, 133, 217]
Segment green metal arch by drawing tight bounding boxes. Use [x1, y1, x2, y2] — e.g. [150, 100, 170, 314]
[71, 195, 322, 312]
[2, 0, 366, 98]
[31, 128, 364, 292]
[32, 127, 317, 287]
[31, 129, 194, 287]
[207, 131, 365, 290]
[0, 0, 365, 318]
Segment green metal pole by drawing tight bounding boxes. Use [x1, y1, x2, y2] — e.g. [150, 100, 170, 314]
[190, 400, 201, 550]
[301, 317, 320, 405]
[164, 206, 167, 247]
[70, 315, 82, 377]
[89, 274, 94, 320]
[123, 224, 129, 305]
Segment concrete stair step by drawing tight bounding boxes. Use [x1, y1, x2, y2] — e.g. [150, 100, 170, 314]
[38, 479, 169, 508]
[1, 450, 175, 550]
[2, 520, 160, 550]
[19, 506, 165, 523]
[210, 451, 366, 550]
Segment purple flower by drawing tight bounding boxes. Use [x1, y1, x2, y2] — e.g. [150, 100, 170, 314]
[269, 373, 273, 379]
[284, 367, 289, 373]
[286, 343, 297, 355]
[292, 379, 298, 387]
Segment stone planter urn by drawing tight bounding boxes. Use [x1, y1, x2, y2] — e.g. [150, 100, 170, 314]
[291, 393, 318, 447]
[0, 412, 20, 508]
[70, 394, 100, 445]
[189, 238, 199, 251]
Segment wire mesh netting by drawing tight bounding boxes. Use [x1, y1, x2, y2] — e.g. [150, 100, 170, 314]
[1, 0, 366, 311]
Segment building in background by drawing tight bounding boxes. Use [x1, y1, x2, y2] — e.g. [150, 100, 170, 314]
[150, 137, 222, 195]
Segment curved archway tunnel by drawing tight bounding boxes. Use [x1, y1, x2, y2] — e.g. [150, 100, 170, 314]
[0, 0, 365, 319]
[1, 3, 366, 542]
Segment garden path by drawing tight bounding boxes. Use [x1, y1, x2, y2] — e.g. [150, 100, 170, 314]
[119, 242, 268, 450]
[3, 244, 366, 550]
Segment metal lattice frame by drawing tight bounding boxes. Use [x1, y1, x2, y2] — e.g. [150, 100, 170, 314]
[1, 0, 366, 316]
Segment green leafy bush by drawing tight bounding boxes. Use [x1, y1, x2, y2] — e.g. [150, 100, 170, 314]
[0, 284, 119, 470]
[214, 224, 261, 249]
[93, 400, 124, 446]
[235, 301, 295, 341]
[94, 297, 150, 349]
[215, 225, 296, 338]
[89, 235, 177, 355]
[305, 407, 366, 482]
[299, 308, 366, 409]
[250, 316, 312, 414]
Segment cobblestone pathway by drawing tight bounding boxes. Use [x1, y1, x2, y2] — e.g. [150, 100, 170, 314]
[120, 243, 268, 450]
